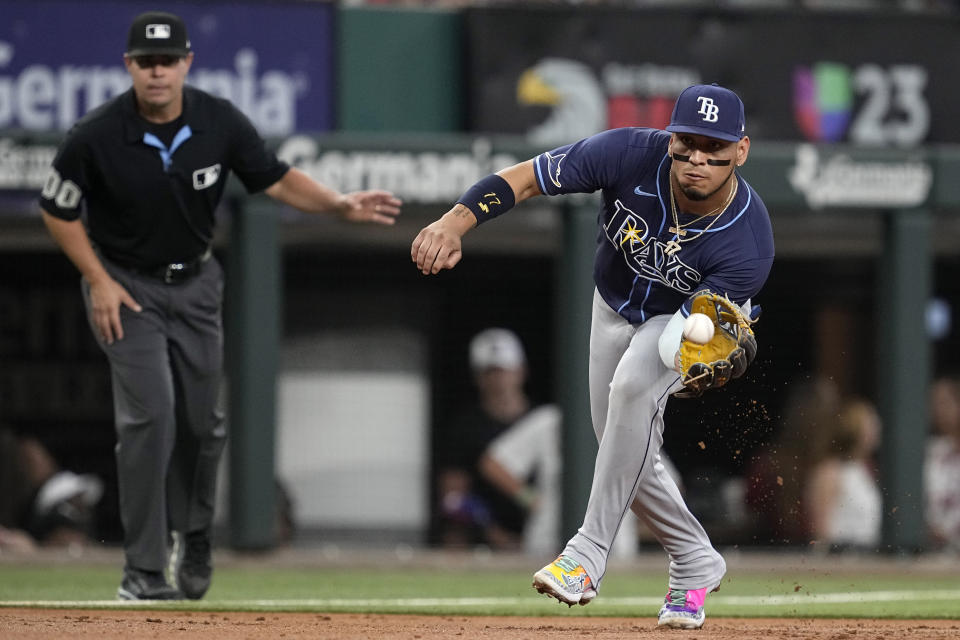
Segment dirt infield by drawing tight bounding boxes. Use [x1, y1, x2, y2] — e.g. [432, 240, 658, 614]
[2, 609, 959, 639]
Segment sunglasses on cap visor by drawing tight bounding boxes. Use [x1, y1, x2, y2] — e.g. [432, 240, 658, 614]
[131, 54, 184, 69]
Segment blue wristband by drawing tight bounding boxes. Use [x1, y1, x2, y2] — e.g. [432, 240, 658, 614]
[456, 174, 516, 224]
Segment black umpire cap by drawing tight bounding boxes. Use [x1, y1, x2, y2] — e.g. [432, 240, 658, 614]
[126, 11, 191, 57]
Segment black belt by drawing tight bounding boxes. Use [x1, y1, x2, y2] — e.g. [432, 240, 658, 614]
[129, 247, 213, 285]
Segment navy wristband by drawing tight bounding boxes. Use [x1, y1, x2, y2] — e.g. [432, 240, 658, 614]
[456, 174, 516, 224]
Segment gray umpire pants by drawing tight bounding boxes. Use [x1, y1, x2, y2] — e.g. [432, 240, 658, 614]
[83, 256, 227, 573]
[563, 289, 725, 592]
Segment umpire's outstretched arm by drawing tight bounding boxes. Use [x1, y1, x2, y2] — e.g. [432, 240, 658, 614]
[265, 167, 401, 225]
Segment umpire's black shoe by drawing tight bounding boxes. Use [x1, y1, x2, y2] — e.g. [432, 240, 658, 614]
[172, 530, 213, 600]
[117, 566, 183, 600]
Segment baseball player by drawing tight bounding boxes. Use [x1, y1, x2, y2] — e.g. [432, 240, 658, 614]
[413, 83, 773, 629]
[39, 11, 400, 600]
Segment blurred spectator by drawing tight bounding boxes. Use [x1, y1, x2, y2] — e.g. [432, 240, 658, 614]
[745, 376, 841, 545]
[925, 376, 960, 551]
[435, 328, 535, 549]
[0, 525, 37, 553]
[477, 404, 562, 555]
[478, 402, 666, 557]
[0, 427, 104, 552]
[804, 398, 882, 551]
[436, 327, 653, 553]
[0, 429, 38, 548]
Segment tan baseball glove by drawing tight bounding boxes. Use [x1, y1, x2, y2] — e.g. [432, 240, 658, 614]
[675, 290, 758, 398]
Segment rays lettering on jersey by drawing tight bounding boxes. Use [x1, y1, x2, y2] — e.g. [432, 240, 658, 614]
[604, 199, 701, 293]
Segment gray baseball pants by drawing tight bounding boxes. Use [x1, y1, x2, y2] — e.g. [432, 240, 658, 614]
[83, 257, 226, 572]
[563, 289, 726, 592]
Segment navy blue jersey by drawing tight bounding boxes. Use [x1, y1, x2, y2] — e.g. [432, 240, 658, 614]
[533, 128, 774, 324]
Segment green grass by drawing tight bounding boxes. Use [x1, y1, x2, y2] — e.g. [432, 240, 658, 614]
[1, 564, 958, 619]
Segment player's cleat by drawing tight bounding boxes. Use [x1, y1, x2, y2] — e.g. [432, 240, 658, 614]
[532, 555, 597, 606]
[117, 566, 183, 600]
[169, 529, 213, 600]
[657, 587, 707, 629]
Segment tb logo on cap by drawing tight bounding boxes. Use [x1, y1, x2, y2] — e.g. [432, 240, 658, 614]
[145, 24, 172, 39]
[697, 97, 720, 123]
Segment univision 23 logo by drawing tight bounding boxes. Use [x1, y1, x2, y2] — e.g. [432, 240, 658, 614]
[793, 62, 929, 147]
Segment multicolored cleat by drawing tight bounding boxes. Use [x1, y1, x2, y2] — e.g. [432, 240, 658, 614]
[532, 555, 597, 606]
[657, 587, 707, 629]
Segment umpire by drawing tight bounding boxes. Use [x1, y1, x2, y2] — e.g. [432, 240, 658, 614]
[39, 11, 401, 600]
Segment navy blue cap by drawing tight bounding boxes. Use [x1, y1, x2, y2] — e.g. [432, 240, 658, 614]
[666, 83, 745, 142]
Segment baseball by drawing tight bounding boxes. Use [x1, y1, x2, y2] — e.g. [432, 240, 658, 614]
[683, 313, 714, 344]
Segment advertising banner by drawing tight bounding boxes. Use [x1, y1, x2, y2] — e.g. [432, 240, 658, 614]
[0, 0, 334, 137]
[464, 8, 960, 148]
[2, 132, 954, 214]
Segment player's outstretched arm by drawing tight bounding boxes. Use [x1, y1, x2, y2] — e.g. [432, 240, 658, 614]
[411, 160, 541, 275]
[411, 205, 475, 275]
[265, 167, 402, 225]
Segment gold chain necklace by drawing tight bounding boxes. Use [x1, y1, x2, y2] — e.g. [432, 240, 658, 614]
[665, 176, 738, 256]
[671, 178, 735, 231]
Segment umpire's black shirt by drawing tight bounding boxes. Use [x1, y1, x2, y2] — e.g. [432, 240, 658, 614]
[40, 86, 290, 270]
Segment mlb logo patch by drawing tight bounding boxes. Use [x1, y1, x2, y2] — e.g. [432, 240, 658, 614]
[193, 164, 221, 190]
[145, 24, 171, 40]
